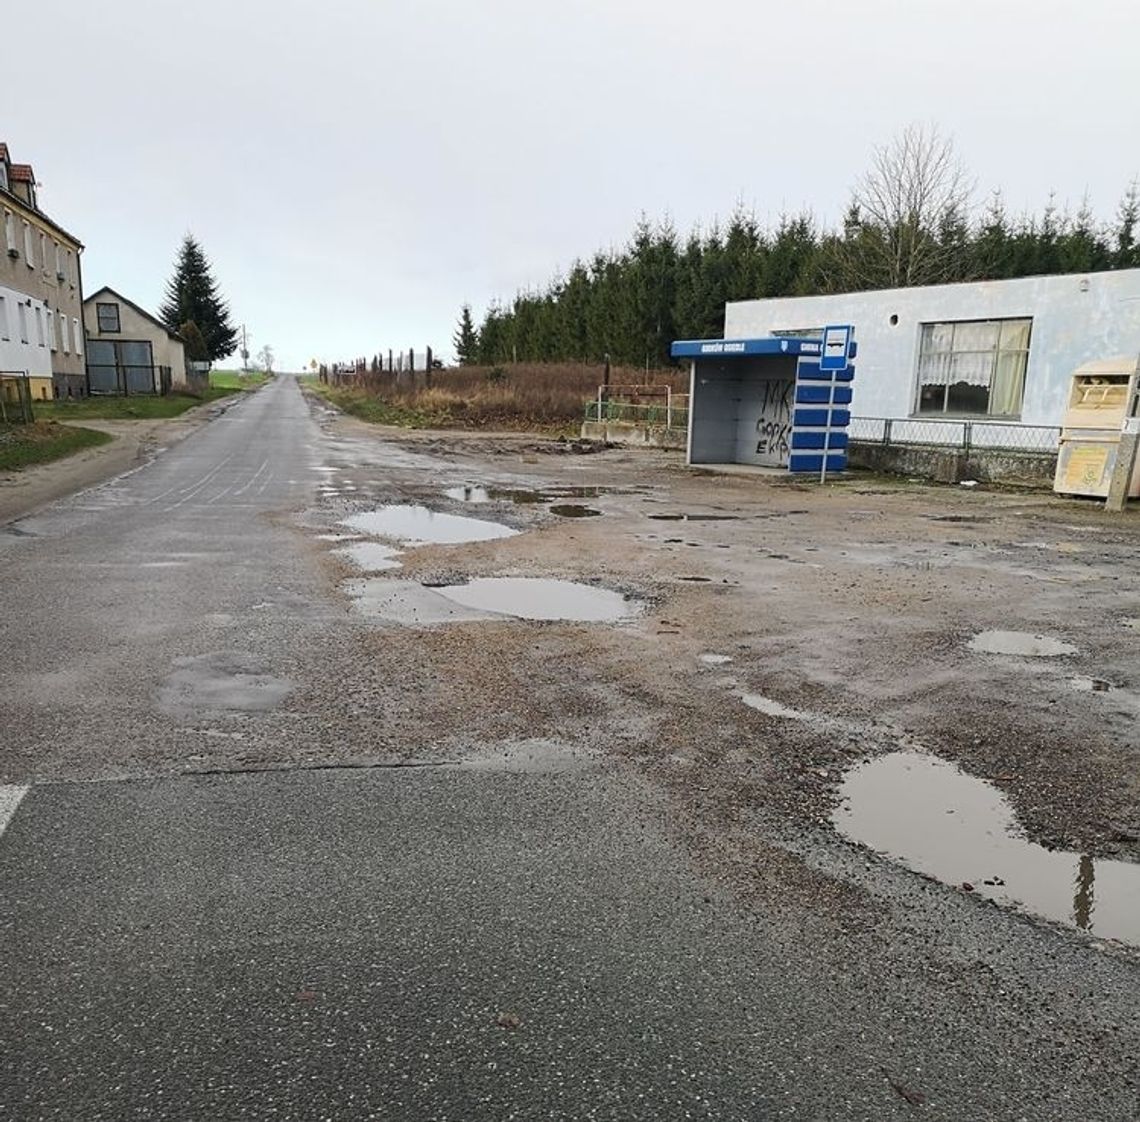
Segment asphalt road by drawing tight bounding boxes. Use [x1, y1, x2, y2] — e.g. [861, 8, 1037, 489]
[1, 377, 1137, 1120]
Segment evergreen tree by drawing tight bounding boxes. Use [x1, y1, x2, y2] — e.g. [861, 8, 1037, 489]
[453, 303, 479, 364]
[178, 320, 209, 363]
[1113, 179, 1140, 269]
[158, 236, 238, 362]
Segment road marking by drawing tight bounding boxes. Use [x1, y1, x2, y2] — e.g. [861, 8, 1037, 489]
[0, 786, 29, 838]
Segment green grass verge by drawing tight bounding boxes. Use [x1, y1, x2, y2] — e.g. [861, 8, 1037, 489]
[34, 387, 235, 421]
[209, 369, 270, 390]
[0, 422, 113, 472]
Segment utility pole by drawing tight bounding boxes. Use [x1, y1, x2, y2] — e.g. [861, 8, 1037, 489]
[1105, 351, 1140, 513]
[239, 324, 250, 372]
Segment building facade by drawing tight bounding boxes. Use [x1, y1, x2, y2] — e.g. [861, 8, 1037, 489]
[724, 269, 1140, 434]
[82, 287, 187, 395]
[0, 143, 85, 399]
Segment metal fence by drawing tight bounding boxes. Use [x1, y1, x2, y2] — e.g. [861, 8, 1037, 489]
[584, 386, 689, 430]
[849, 416, 1060, 455]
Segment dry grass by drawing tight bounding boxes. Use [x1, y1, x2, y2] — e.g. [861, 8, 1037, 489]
[315, 362, 687, 432]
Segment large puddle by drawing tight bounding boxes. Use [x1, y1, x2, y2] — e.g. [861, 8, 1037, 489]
[342, 505, 518, 545]
[433, 577, 639, 622]
[834, 752, 1140, 945]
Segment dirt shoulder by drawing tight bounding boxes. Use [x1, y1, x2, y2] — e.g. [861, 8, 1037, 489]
[0, 402, 225, 526]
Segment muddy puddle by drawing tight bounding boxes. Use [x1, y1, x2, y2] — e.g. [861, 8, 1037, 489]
[968, 630, 1078, 657]
[549, 504, 600, 518]
[343, 505, 518, 545]
[649, 513, 739, 522]
[336, 541, 402, 572]
[434, 577, 640, 622]
[835, 752, 1140, 945]
[445, 485, 605, 505]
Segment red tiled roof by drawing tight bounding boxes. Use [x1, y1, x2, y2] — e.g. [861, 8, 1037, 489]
[10, 164, 34, 182]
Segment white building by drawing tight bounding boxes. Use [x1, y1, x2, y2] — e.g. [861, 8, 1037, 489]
[725, 269, 1140, 438]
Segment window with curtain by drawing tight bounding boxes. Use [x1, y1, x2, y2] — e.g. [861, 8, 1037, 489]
[916, 318, 1032, 417]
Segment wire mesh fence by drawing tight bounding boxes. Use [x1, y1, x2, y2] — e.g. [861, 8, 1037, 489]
[849, 416, 1060, 455]
[584, 387, 689, 430]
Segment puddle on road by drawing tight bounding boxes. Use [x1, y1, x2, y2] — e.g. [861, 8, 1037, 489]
[336, 541, 402, 572]
[968, 630, 1078, 657]
[434, 577, 640, 622]
[698, 653, 734, 666]
[446, 485, 606, 505]
[159, 653, 293, 715]
[649, 513, 739, 522]
[1070, 676, 1113, 693]
[343, 505, 518, 545]
[549, 504, 601, 518]
[444, 485, 491, 503]
[834, 752, 1140, 946]
[741, 693, 808, 720]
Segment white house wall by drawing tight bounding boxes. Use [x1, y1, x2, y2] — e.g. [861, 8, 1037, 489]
[723, 269, 1140, 428]
[0, 283, 53, 378]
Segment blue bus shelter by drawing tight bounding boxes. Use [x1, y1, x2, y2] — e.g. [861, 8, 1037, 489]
[670, 329, 857, 474]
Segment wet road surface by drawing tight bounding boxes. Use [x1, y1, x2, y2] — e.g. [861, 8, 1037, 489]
[1, 376, 1138, 1120]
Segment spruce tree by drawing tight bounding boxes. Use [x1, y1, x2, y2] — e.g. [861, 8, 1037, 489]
[159, 235, 238, 363]
[453, 304, 479, 365]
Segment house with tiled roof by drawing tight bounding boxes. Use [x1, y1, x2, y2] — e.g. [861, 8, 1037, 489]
[0, 143, 85, 400]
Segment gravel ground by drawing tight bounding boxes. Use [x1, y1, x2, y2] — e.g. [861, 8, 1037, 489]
[2, 376, 1138, 1119]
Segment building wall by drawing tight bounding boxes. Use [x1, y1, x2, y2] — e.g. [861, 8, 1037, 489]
[0, 282, 54, 380]
[82, 294, 187, 388]
[0, 195, 84, 393]
[724, 269, 1140, 428]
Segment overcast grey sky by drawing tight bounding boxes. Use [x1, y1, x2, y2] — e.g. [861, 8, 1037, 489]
[6, 1, 1138, 368]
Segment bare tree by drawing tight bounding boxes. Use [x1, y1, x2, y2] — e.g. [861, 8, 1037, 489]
[828, 124, 974, 291]
[254, 344, 275, 373]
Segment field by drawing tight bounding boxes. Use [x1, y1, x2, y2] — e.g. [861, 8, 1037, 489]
[0, 421, 112, 472]
[209, 369, 271, 391]
[311, 362, 687, 432]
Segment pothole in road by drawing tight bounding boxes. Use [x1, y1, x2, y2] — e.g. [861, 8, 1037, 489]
[927, 514, 993, 524]
[834, 751, 1140, 946]
[459, 738, 596, 774]
[433, 577, 641, 622]
[444, 485, 607, 505]
[343, 504, 518, 545]
[698, 653, 733, 666]
[649, 513, 739, 522]
[1070, 676, 1114, 693]
[344, 577, 642, 625]
[549, 504, 601, 518]
[741, 693, 808, 720]
[159, 653, 293, 715]
[968, 630, 1078, 657]
[336, 541, 403, 572]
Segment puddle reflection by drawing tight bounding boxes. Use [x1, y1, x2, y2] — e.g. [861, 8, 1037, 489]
[834, 752, 1140, 945]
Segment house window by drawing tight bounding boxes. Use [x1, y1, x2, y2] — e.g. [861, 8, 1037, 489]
[96, 302, 121, 332]
[3, 210, 14, 253]
[0, 296, 8, 340]
[0, 164, 8, 192]
[73, 317, 82, 356]
[47, 309, 56, 351]
[39, 232, 47, 273]
[35, 306, 44, 346]
[60, 313, 69, 353]
[54, 241, 62, 277]
[18, 303, 29, 343]
[23, 221, 34, 267]
[916, 318, 1032, 418]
